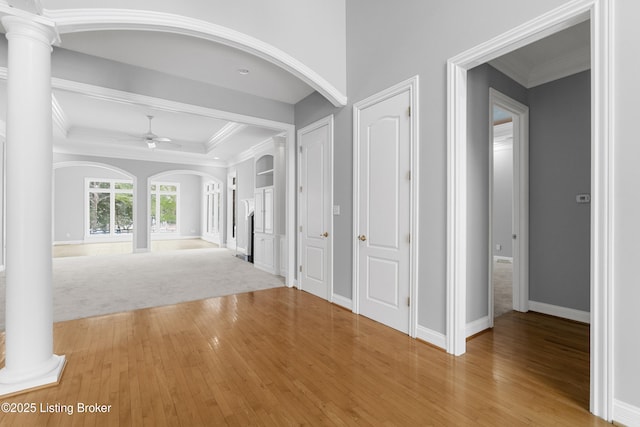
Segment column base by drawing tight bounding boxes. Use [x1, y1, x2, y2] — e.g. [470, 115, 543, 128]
[0, 354, 66, 398]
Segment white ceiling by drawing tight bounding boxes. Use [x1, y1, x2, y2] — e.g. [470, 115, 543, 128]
[59, 30, 315, 105]
[0, 17, 591, 167]
[489, 20, 591, 88]
[0, 26, 309, 166]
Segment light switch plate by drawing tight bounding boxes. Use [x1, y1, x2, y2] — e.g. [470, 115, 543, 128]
[576, 193, 591, 204]
[333, 205, 340, 215]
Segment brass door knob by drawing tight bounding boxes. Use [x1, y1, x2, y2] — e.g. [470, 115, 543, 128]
[321, 232, 329, 238]
[358, 235, 367, 241]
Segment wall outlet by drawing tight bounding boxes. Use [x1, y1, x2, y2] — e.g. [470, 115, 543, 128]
[576, 193, 591, 204]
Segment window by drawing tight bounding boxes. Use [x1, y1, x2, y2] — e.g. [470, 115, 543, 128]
[205, 182, 221, 234]
[87, 179, 134, 237]
[150, 182, 179, 233]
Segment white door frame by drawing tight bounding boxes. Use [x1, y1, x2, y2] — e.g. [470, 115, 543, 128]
[296, 114, 334, 300]
[352, 76, 420, 338]
[446, 0, 612, 420]
[488, 89, 529, 327]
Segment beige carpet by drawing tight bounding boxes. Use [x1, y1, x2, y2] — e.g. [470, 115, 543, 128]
[493, 258, 513, 318]
[0, 248, 284, 331]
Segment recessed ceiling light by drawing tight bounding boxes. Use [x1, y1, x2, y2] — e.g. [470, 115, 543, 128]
[237, 68, 250, 75]
[213, 156, 220, 160]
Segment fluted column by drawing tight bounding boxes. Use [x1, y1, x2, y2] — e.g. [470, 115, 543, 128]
[0, 15, 65, 396]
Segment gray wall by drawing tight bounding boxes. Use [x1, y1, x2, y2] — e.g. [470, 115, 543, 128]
[53, 166, 207, 243]
[152, 173, 202, 238]
[296, 0, 576, 334]
[54, 165, 131, 242]
[466, 64, 528, 322]
[50, 46, 294, 125]
[493, 141, 513, 257]
[53, 153, 226, 250]
[529, 71, 591, 312]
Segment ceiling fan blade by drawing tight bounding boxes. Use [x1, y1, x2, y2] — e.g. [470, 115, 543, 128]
[154, 137, 172, 142]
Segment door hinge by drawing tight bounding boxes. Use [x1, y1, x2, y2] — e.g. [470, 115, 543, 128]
[299, 225, 303, 232]
[407, 297, 410, 307]
[408, 106, 411, 117]
[407, 234, 410, 244]
[299, 186, 303, 193]
[407, 171, 411, 180]
[299, 146, 303, 153]
[299, 265, 303, 272]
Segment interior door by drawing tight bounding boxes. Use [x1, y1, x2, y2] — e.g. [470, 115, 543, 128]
[356, 90, 411, 333]
[298, 118, 332, 300]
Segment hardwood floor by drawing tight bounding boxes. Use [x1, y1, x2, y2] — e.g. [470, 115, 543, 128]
[0, 288, 608, 426]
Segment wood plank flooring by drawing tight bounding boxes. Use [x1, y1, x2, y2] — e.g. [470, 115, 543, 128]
[0, 288, 609, 426]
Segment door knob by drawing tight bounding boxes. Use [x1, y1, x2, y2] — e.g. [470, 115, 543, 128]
[358, 235, 367, 241]
[321, 232, 329, 238]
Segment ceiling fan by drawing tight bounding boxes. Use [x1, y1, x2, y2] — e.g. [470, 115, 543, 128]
[137, 115, 172, 149]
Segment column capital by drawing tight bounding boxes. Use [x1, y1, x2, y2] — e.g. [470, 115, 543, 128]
[2, 15, 58, 47]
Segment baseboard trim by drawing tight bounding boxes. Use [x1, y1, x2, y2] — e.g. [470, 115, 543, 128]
[613, 399, 640, 427]
[528, 300, 590, 324]
[331, 294, 352, 310]
[200, 235, 220, 244]
[53, 240, 85, 246]
[0, 265, 4, 273]
[416, 325, 446, 350]
[133, 248, 150, 254]
[466, 315, 491, 338]
[150, 235, 201, 241]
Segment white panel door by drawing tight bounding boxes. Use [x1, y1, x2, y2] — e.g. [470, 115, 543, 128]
[298, 118, 332, 300]
[357, 90, 411, 333]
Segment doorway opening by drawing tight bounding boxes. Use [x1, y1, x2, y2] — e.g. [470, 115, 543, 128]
[447, 0, 612, 419]
[491, 107, 515, 320]
[488, 89, 529, 326]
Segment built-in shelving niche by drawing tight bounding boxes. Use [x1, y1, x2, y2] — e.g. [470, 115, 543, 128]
[255, 154, 274, 188]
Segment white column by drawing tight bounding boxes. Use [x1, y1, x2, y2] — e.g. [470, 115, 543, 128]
[0, 15, 65, 396]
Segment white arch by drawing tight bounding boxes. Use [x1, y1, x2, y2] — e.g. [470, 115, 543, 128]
[53, 160, 138, 252]
[47, 8, 347, 107]
[147, 169, 225, 250]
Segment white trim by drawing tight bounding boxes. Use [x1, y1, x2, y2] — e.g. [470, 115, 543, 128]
[206, 122, 247, 154]
[613, 400, 640, 427]
[52, 240, 85, 246]
[84, 177, 135, 239]
[44, 8, 347, 107]
[297, 114, 334, 302]
[54, 161, 137, 253]
[490, 45, 591, 89]
[529, 301, 590, 324]
[51, 93, 68, 137]
[466, 316, 491, 338]
[488, 88, 530, 329]
[493, 256, 513, 263]
[331, 294, 352, 311]
[352, 75, 419, 338]
[416, 326, 446, 350]
[149, 180, 180, 235]
[446, 0, 612, 419]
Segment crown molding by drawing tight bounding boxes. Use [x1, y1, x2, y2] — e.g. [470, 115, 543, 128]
[44, 8, 347, 107]
[206, 122, 247, 154]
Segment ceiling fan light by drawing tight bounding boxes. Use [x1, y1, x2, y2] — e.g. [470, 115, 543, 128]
[147, 140, 156, 149]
